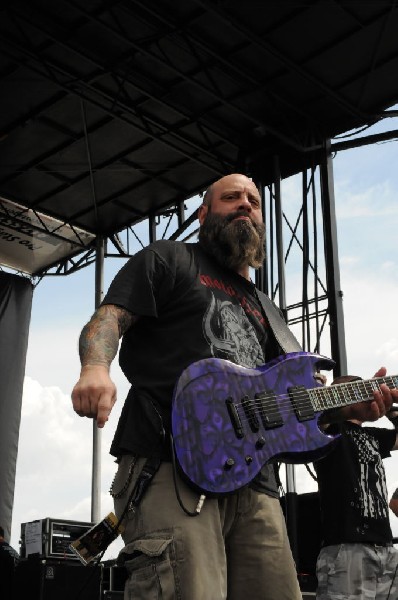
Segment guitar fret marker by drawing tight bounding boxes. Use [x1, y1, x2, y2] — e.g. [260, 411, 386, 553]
[370, 381, 378, 392]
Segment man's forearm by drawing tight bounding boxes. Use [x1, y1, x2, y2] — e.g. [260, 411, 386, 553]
[79, 304, 135, 368]
[318, 406, 350, 428]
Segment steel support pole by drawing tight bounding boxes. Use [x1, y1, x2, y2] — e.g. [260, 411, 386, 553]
[319, 141, 348, 377]
[91, 236, 105, 523]
[254, 177, 267, 294]
[273, 156, 299, 562]
[273, 156, 287, 314]
[149, 214, 157, 244]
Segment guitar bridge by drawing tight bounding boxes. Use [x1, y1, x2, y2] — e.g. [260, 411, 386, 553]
[288, 385, 315, 421]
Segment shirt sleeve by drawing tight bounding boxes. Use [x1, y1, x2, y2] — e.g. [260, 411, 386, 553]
[102, 242, 176, 317]
[364, 425, 397, 458]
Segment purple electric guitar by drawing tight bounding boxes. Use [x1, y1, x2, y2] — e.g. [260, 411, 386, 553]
[171, 351, 398, 496]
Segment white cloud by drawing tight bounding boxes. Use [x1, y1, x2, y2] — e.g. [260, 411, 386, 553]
[339, 270, 398, 377]
[334, 180, 398, 219]
[25, 325, 87, 394]
[340, 255, 360, 267]
[376, 339, 398, 362]
[11, 372, 126, 557]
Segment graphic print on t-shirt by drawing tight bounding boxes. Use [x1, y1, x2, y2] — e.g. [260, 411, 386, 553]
[350, 427, 389, 522]
[202, 291, 264, 368]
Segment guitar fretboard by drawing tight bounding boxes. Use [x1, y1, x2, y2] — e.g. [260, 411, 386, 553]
[310, 375, 398, 412]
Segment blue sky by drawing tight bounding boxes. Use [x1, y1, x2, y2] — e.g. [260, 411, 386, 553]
[8, 111, 398, 555]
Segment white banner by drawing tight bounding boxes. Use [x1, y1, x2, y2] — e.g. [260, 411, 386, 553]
[0, 197, 95, 274]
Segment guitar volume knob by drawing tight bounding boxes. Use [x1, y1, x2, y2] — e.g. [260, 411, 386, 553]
[255, 437, 266, 449]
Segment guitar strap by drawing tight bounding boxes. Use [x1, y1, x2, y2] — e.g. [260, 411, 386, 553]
[254, 289, 302, 353]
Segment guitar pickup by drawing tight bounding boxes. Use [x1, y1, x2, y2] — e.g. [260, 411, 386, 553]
[242, 395, 260, 432]
[288, 385, 315, 421]
[254, 391, 283, 430]
[226, 397, 244, 439]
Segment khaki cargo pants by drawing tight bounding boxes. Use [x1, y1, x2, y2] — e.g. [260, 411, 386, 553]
[112, 455, 302, 600]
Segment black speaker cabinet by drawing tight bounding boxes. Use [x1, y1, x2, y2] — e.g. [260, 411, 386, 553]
[13, 559, 102, 600]
[280, 491, 322, 576]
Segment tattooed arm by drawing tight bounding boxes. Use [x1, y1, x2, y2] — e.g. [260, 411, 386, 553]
[71, 304, 138, 428]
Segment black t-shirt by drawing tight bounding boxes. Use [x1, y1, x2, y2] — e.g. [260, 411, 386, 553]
[314, 421, 396, 546]
[103, 241, 283, 496]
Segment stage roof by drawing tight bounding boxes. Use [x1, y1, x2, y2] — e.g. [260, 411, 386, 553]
[1, 0, 398, 273]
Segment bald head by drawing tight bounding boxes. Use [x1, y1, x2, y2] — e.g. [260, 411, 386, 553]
[199, 174, 262, 226]
[202, 174, 260, 208]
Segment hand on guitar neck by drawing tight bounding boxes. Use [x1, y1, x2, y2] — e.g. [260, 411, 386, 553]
[320, 366, 395, 428]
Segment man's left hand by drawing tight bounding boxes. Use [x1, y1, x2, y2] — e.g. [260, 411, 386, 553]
[347, 367, 397, 422]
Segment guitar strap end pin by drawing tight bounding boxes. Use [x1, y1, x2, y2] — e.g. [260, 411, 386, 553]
[196, 494, 206, 514]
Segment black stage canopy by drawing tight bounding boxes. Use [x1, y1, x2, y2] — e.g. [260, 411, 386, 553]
[1, 0, 398, 272]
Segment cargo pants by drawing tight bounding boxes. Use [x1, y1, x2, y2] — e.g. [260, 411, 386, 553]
[316, 543, 398, 599]
[111, 455, 302, 600]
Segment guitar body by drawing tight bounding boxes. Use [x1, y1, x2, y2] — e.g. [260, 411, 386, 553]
[172, 351, 336, 496]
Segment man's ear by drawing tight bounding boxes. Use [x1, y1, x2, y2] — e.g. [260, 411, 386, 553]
[198, 204, 208, 225]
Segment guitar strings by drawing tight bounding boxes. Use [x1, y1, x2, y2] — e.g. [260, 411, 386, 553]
[226, 375, 398, 423]
[235, 386, 396, 423]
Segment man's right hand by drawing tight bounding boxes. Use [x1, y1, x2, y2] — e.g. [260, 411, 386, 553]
[71, 364, 117, 428]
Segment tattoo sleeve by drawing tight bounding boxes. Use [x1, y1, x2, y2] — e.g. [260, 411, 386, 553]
[79, 304, 137, 368]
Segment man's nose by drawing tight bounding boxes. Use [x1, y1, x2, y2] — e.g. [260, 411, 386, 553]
[237, 195, 252, 211]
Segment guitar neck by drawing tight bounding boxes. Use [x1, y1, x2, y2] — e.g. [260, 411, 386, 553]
[310, 375, 398, 412]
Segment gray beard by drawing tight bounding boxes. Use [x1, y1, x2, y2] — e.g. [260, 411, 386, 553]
[198, 211, 265, 271]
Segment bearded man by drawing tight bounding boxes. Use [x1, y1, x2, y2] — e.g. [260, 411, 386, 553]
[71, 174, 394, 600]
